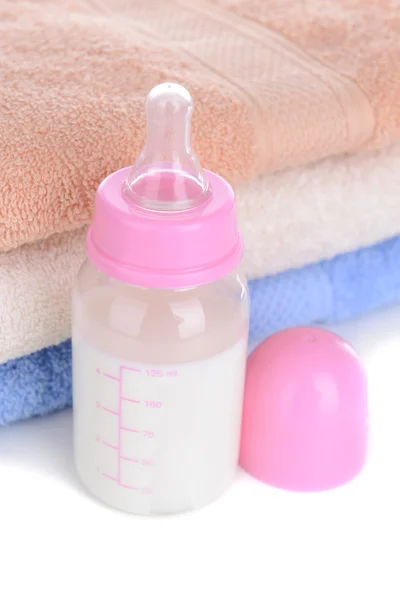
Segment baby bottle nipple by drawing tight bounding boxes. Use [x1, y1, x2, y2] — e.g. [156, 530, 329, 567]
[124, 82, 210, 211]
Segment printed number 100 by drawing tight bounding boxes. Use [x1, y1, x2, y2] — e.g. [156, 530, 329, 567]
[145, 401, 162, 408]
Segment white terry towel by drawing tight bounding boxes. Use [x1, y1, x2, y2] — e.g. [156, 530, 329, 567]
[240, 143, 400, 278]
[1, 142, 400, 364]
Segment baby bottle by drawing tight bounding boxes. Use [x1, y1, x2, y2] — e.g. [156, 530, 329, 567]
[72, 83, 249, 515]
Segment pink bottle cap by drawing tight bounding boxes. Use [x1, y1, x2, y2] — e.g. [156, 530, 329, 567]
[86, 82, 242, 289]
[240, 327, 369, 492]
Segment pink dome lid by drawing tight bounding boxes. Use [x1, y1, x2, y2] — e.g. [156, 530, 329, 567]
[86, 83, 243, 288]
[240, 327, 369, 492]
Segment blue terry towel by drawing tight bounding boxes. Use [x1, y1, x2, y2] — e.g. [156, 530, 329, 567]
[1, 234, 400, 426]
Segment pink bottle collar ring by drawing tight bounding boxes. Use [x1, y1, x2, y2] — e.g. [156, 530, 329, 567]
[86, 167, 243, 289]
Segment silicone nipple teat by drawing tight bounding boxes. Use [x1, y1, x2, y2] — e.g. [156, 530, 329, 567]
[124, 82, 210, 211]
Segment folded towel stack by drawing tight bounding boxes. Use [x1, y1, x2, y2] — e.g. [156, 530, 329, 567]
[1, 0, 400, 425]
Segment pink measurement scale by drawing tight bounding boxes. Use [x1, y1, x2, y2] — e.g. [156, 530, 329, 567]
[93, 362, 178, 501]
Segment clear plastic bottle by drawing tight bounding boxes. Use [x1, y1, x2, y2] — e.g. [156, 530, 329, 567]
[72, 83, 249, 515]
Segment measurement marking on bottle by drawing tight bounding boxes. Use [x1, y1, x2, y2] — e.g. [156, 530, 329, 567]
[103, 473, 118, 482]
[120, 426, 155, 438]
[96, 401, 119, 416]
[102, 440, 118, 450]
[96, 367, 141, 380]
[122, 397, 141, 404]
[96, 364, 159, 492]
[121, 456, 139, 463]
[117, 366, 123, 483]
[146, 369, 163, 378]
[121, 426, 139, 433]
[96, 368, 120, 380]
[119, 483, 140, 491]
[146, 369, 179, 378]
[97, 367, 178, 379]
[101, 474, 152, 495]
[104, 373, 120, 381]
[121, 426, 140, 433]
[120, 457, 154, 466]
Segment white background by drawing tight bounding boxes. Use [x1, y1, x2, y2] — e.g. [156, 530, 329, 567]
[1, 305, 400, 600]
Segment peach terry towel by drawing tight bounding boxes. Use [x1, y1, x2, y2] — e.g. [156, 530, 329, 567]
[1, 0, 399, 251]
[2, 142, 400, 364]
